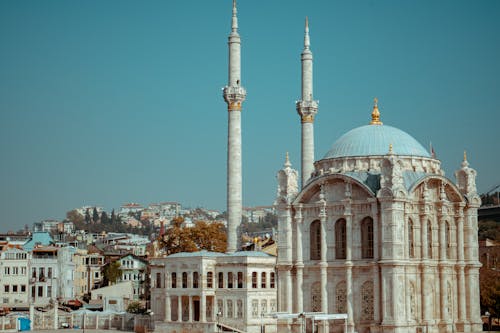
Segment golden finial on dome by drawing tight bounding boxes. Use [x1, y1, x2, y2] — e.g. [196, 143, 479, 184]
[388, 143, 393, 154]
[370, 97, 383, 125]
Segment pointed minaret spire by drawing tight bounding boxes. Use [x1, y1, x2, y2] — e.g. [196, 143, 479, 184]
[284, 152, 291, 168]
[304, 16, 310, 50]
[296, 17, 318, 188]
[223, 0, 246, 253]
[231, 0, 238, 33]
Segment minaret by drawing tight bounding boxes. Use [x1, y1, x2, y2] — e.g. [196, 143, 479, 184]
[223, 0, 246, 253]
[296, 17, 318, 188]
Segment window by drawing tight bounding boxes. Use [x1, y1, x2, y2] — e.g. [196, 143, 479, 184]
[182, 272, 187, 288]
[261, 272, 266, 288]
[237, 300, 243, 318]
[228, 272, 233, 288]
[13, 267, 18, 275]
[335, 219, 347, 259]
[251, 300, 259, 318]
[261, 300, 267, 315]
[335, 281, 347, 313]
[445, 221, 451, 259]
[47, 286, 52, 297]
[4, 267, 9, 275]
[270, 272, 275, 288]
[39, 268, 45, 280]
[4, 285, 9, 293]
[48, 267, 52, 279]
[193, 272, 199, 288]
[21, 267, 26, 275]
[218, 272, 224, 288]
[252, 272, 257, 288]
[12, 285, 18, 292]
[361, 281, 374, 320]
[156, 272, 162, 288]
[408, 219, 414, 258]
[217, 299, 224, 317]
[310, 220, 321, 260]
[227, 300, 233, 318]
[38, 286, 43, 297]
[361, 217, 374, 259]
[237, 272, 243, 288]
[32, 268, 36, 278]
[171, 272, 177, 288]
[428, 221, 433, 258]
[21, 285, 26, 293]
[207, 272, 213, 288]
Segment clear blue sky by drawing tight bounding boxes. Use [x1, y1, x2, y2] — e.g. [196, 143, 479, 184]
[1, 0, 499, 231]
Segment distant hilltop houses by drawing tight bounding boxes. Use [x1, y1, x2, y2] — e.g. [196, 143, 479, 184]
[0, 201, 277, 316]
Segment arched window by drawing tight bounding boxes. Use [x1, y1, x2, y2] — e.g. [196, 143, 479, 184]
[193, 272, 199, 288]
[361, 281, 374, 320]
[182, 272, 188, 288]
[261, 272, 267, 288]
[428, 221, 433, 259]
[310, 220, 321, 260]
[311, 282, 321, 312]
[361, 217, 374, 259]
[228, 272, 233, 288]
[445, 221, 451, 259]
[335, 219, 346, 259]
[408, 219, 414, 258]
[218, 272, 224, 288]
[171, 272, 177, 288]
[335, 281, 347, 313]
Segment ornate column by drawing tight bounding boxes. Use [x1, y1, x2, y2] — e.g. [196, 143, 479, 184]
[344, 199, 354, 330]
[201, 294, 206, 322]
[177, 296, 182, 322]
[319, 196, 328, 314]
[369, 199, 381, 323]
[165, 293, 171, 322]
[455, 206, 467, 328]
[295, 205, 304, 313]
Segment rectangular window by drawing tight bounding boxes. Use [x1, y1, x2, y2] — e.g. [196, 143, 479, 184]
[193, 272, 199, 288]
[13, 267, 19, 275]
[237, 300, 243, 318]
[4, 267, 10, 275]
[217, 299, 224, 317]
[261, 300, 267, 315]
[32, 268, 36, 278]
[228, 272, 233, 288]
[182, 272, 188, 288]
[21, 285, 26, 293]
[48, 267, 52, 279]
[237, 272, 243, 288]
[207, 272, 213, 288]
[38, 286, 43, 297]
[156, 272, 162, 288]
[261, 272, 266, 288]
[4, 285, 9, 293]
[12, 285, 18, 292]
[270, 272, 275, 288]
[218, 272, 224, 288]
[21, 267, 26, 275]
[251, 300, 259, 318]
[171, 273, 177, 288]
[227, 300, 233, 318]
[47, 286, 52, 297]
[252, 272, 257, 288]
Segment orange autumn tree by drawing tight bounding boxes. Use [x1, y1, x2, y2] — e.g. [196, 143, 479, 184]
[159, 217, 227, 255]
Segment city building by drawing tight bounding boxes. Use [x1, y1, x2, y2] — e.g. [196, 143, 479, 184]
[117, 254, 148, 300]
[275, 18, 482, 333]
[0, 247, 30, 309]
[73, 249, 105, 297]
[150, 251, 277, 333]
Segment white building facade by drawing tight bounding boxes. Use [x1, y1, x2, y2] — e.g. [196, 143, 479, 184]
[0, 248, 30, 309]
[151, 251, 277, 333]
[275, 21, 482, 333]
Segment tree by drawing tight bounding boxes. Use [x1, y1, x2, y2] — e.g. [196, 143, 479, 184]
[101, 211, 109, 224]
[92, 207, 99, 223]
[159, 217, 227, 254]
[111, 209, 117, 224]
[66, 210, 84, 224]
[126, 301, 146, 314]
[85, 209, 91, 224]
[103, 261, 121, 285]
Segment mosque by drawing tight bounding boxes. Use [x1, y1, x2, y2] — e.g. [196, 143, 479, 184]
[150, 1, 482, 333]
[275, 7, 482, 333]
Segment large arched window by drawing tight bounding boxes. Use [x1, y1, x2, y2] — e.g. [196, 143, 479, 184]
[408, 219, 415, 258]
[310, 220, 321, 260]
[427, 221, 433, 259]
[335, 219, 346, 259]
[361, 281, 374, 320]
[335, 281, 347, 313]
[445, 221, 451, 259]
[311, 282, 321, 312]
[361, 217, 374, 259]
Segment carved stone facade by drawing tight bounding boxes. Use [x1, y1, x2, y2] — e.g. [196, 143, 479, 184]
[276, 120, 482, 333]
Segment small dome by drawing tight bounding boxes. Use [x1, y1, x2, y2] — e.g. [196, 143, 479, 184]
[323, 124, 430, 159]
